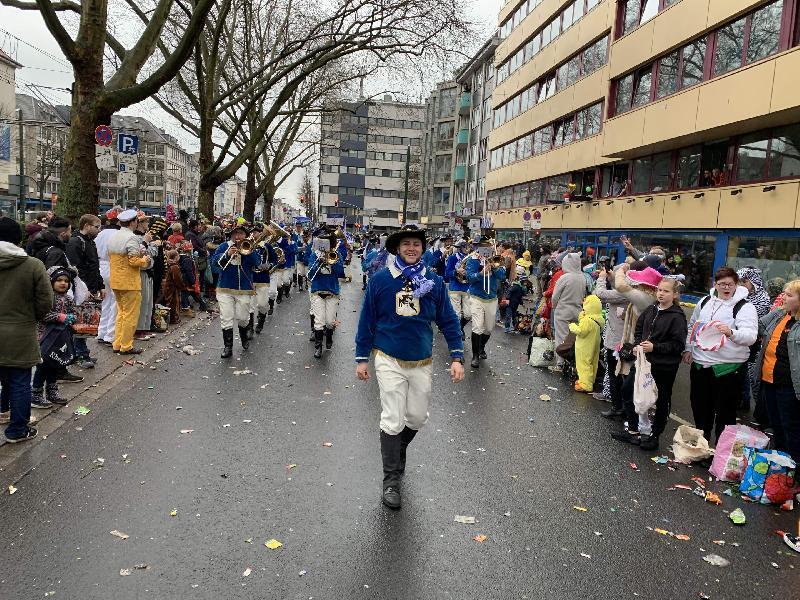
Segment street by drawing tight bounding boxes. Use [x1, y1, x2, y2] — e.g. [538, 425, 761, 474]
[1, 276, 797, 600]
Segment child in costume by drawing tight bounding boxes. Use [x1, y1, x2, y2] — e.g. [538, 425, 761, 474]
[569, 294, 605, 392]
[162, 250, 186, 324]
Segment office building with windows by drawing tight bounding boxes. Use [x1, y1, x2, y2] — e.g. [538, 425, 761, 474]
[318, 97, 424, 230]
[486, 0, 800, 298]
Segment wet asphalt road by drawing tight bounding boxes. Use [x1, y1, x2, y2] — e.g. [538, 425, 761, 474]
[1, 271, 797, 600]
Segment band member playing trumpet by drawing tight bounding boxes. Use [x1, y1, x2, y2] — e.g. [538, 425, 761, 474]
[278, 227, 297, 299]
[293, 225, 310, 291]
[308, 238, 346, 359]
[465, 240, 506, 368]
[355, 225, 464, 509]
[211, 224, 261, 358]
[445, 238, 472, 340]
[250, 224, 281, 334]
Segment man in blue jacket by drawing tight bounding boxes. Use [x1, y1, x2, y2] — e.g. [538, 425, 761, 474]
[466, 242, 506, 368]
[445, 238, 472, 340]
[308, 235, 346, 358]
[355, 225, 464, 509]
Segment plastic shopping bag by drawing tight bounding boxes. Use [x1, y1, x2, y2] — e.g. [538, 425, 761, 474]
[633, 350, 658, 415]
[72, 299, 101, 337]
[672, 425, 714, 463]
[528, 337, 555, 367]
[739, 447, 796, 505]
[709, 424, 770, 482]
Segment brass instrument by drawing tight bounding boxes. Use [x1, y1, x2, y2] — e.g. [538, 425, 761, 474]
[455, 252, 471, 284]
[267, 245, 286, 274]
[490, 255, 504, 268]
[333, 227, 346, 240]
[326, 249, 340, 265]
[269, 220, 291, 240]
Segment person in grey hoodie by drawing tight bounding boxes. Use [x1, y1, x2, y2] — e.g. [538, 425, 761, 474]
[593, 263, 631, 417]
[551, 252, 586, 370]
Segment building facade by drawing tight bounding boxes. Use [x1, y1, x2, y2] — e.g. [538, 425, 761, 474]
[0, 50, 21, 214]
[318, 97, 424, 231]
[214, 176, 246, 217]
[486, 0, 800, 298]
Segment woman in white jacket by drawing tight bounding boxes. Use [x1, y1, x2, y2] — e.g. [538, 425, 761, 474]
[683, 266, 758, 443]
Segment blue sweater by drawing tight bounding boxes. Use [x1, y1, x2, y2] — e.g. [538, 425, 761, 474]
[278, 238, 297, 268]
[211, 241, 261, 293]
[466, 256, 506, 300]
[355, 262, 464, 363]
[362, 248, 378, 272]
[445, 253, 469, 293]
[251, 244, 279, 285]
[309, 253, 345, 295]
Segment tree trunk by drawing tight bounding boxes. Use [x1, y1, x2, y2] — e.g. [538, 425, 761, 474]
[196, 124, 217, 218]
[242, 159, 258, 222]
[262, 182, 276, 223]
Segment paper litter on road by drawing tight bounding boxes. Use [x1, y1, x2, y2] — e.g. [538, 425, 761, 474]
[74, 406, 91, 415]
[539, 394, 551, 402]
[729, 508, 746, 525]
[110, 530, 129, 540]
[8, 484, 17, 495]
[702, 554, 730, 567]
[243, 568, 252, 577]
[180, 429, 194, 434]
[454, 515, 476, 524]
[473, 535, 487, 542]
[265, 539, 283, 549]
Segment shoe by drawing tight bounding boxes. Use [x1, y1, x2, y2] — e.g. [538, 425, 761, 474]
[470, 332, 480, 369]
[180, 307, 195, 318]
[479, 334, 489, 359]
[600, 408, 625, 419]
[382, 486, 401, 509]
[0, 411, 8, 424]
[31, 387, 53, 409]
[246, 313, 255, 340]
[574, 383, 592, 393]
[78, 358, 95, 369]
[46, 383, 68, 405]
[221, 328, 234, 358]
[313, 329, 323, 359]
[611, 429, 641, 445]
[591, 392, 609, 401]
[238, 326, 250, 350]
[783, 533, 800, 553]
[325, 327, 333, 350]
[96, 338, 113, 346]
[255, 313, 266, 334]
[639, 434, 659, 451]
[4, 426, 37, 444]
[57, 369, 84, 383]
[119, 348, 143, 355]
[268, 299, 275, 316]
[309, 315, 316, 342]
[276, 288, 283, 304]
[283, 284, 290, 299]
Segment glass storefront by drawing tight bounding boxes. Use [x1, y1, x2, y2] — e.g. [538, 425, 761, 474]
[727, 235, 800, 291]
[626, 233, 716, 297]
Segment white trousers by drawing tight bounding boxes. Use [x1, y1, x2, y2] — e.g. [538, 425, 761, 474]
[375, 352, 432, 435]
[470, 297, 497, 335]
[296, 263, 308, 277]
[252, 284, 270, 313]
[449, 291, 470, 320]
[276, 269, 292, 287]
[310, 294, 338, 330]
[97, 270, 117, 342]
[218, 292, 252, 329]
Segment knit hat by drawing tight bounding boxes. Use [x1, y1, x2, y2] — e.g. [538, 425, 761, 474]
[149, 216, 169, 236]
[47, 265, 75, 289]
[626, 267, 663, 288]
[0, 217, 23, 245]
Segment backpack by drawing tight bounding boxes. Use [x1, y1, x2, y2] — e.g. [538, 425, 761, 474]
[698, 295, 760, 362]
[178, 255, 196, 287]
[40, 323, 75, 368]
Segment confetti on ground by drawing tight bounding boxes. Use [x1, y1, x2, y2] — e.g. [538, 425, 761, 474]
[110, 530, 129, 540]
[705, 491, 722, 505]
[473, 535, 487, 543]
[630, 462, 640, 471]
[580, 553, 591, 559]
[169, 509, 178, 517]
[73, 406, 91, 415]
[729, 508, 746, 525]
[539, 394, 551, 402]
[265, 539, 283, 549]
[286, 464, 297, 470]
[179, 429, 194, 434]
[8, 485, 17, 495]
[322, 442, 333, 447]
[454, 515, 476, 524]
[573, 506, 588, 512]
[243, 568, 251, 577]
[702, 554, 730, 567]
[651, 456, 669, 464]
[233, 369, 253, 375]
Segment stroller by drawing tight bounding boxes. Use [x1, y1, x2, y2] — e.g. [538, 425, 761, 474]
[555, 332, 578, 383]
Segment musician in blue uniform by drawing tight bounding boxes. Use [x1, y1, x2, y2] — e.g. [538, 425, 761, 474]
[211, 225, 261, 358]
[293, 225, 310, 291]
[432, 234, 453, 275]
[361, 236, 379, 290]
[249, 224, 281, 334]
[465, 240, 506, 368]
[308, 235, 346, 359]
[445, 238, 472, 340]
[277, 230, 296, 300]
[355, 225, 464, 509]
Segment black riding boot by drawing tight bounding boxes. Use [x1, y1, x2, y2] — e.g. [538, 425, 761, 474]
[470, 332, 481, 368]
[255, 312, 266, 334]
[238, 325, 250, 350]
[325, 327, 334, 349]
[380, 430, 403, 509]
[246, 313, 255, 339]
[268, 298, 275, 315]
[313, 329, 323, 359]
[309, 314, 316, 341]
[298, 276, 305, 291]
[292, 272, 298, 288]
[480, 334, 490, 359]
[283, 284, 291, 299]
[220, 328, 234, 358]
[398, 426, 418, 473]
[362, 274, 367, 290]
[460, 317, 468, 341]
[276, 287, 283, 304]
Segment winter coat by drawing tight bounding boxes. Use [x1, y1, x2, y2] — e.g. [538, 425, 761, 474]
[552, 253, 586, 323]
[592, 274, 629, 350]
[504, 281, 525, 312]
[31, 229, 69, 270]
[66, 232, 102, 294]
[755, 309, 800, 397]
[0, 241, 53, 368]
[569, 295, 605, 390]
[685, 286, 759, 366]
[634, 303, 688, 367]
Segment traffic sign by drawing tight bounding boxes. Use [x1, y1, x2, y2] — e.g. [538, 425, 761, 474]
[522, 221, 531, 231]
[95, 145, 115, 170]
[117, 133, 139, 155]
[119, 160, 137, 174]
[95, 125, 113, 147]
[523, 210, 531, 221]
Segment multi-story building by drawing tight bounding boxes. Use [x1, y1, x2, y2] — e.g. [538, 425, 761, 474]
[453, 36, 500, 220]
[0, 50, 22, 214]
[213, 176, 247, 217]
[318, 97, 424, 231]
[486, 0, 800, 298]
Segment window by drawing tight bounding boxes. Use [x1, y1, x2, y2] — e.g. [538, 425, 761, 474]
[651, 152, 672, 191]
[681, 38, 706, 88]
[656, 51, 679, 98]
[714, 16, 746, 76]
[735, 132, 769, 182]
[632, 156, 653, 193]
[619, 0, 674, 36]
[631, 66, 652, 107]
[747, 0, 784, 64]
[583, 36, 608, 75]
[676, 146, 701, 189]
[615, 74, 634, 114]
[768, 124, 800, 179]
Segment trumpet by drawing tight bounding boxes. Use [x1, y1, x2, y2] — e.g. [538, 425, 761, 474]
[270, 220, 291, 240]
[326, 249, 340, 265]
[267, 245, 286, 274]
[489, 255, 504, 268]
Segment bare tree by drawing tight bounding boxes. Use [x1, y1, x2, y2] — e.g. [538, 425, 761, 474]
[0, 0, 216, 220]
[30, 135, 64, 207]
[300, 168, 317, 223]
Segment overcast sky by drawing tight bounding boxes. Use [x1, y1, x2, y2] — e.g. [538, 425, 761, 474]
[0, 0, 500, 206]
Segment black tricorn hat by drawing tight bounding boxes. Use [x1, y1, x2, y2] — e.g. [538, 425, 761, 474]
[385, 224, 426, 255]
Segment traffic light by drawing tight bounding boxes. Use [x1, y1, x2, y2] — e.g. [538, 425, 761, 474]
[299, 194, 305, 204]
[334, 197, 339, 207]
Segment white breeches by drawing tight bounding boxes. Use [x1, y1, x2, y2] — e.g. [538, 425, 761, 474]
[252, 284, 270, 313]
[295, 263, 308, 277]
[375, 352, 432, 435]
[97, 270, 116, 342]
[310, 294, 338, 330]
[218, 292, 252, 329]
[470, 297, 497, 335]
[449, 291, 470, 320]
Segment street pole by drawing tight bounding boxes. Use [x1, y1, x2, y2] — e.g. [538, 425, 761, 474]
[401, 145, 410, 225]
[17, 108, 24, 221]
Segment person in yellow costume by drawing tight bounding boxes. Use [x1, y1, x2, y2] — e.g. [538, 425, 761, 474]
[107, 209, 153, 354]
[569, 294, 605, 393]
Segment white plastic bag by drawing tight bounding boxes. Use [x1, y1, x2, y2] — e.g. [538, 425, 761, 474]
[528, 337, 554, 367]
[72, 275, 90, 305]
[672, 425, 714, 463]
[633, 349, 658, 415]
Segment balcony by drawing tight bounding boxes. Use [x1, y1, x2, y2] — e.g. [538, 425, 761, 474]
[453, 164, 466, 182]
[456, 128, 469, 147]
[458, 93, 471, 115]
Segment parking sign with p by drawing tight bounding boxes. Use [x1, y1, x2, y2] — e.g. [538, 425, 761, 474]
[117, 134, 139, 155]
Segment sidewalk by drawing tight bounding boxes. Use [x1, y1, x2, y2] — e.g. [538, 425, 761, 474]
[0, 311, 217, 471]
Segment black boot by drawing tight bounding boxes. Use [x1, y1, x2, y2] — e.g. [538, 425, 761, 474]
[268, 298, 275, 315]
[460, 317, 468, 341]
[325, 327, 334, 350]
[293, 272, 298, 288]
[470, 332, 481, 368]
[276, 287, 283, 304]
[255, 312, 266, 334]
[246, 313, 255, 340]
[238, 325, 250, 350]
[380, 430, 403, 509]
[283, 284, 291, 299]
[309, 314, 316, 341]
[480, 334, 489, 359]
[221, 328, 234, 358]
[298, 276, 305, 291]
[362, 274, 367, 290]
[398, 426, 418, 474]
[313, 329, 323, 359]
